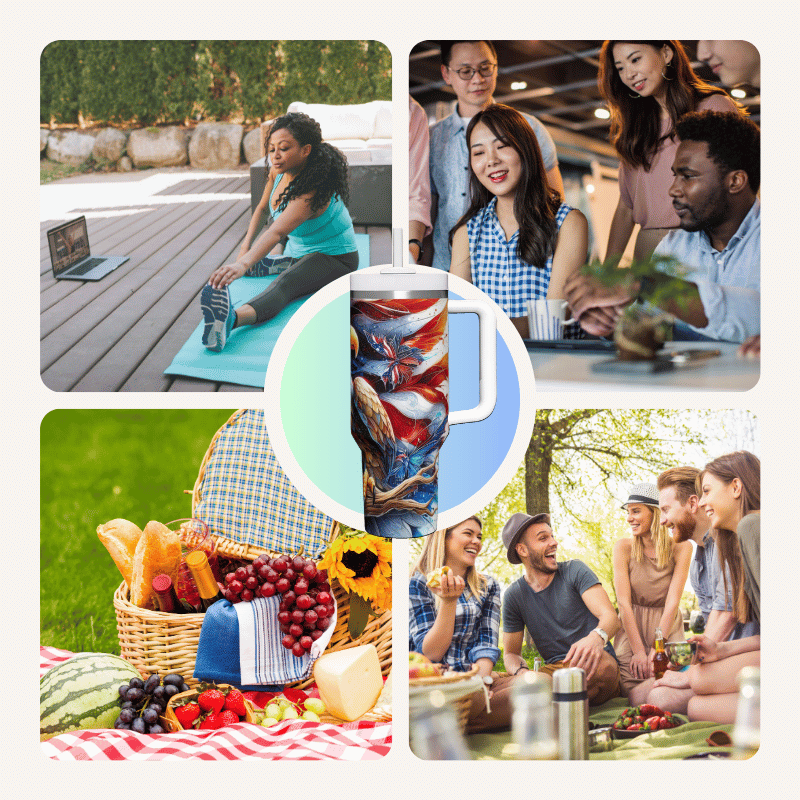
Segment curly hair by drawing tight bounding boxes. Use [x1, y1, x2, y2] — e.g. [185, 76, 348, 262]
[598, 40, 737, 170]
[265, 112, 350, 214]
[676, 110, 761, 193]
[450, 104, 562, 267]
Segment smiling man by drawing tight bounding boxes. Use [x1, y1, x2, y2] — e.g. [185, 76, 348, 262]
[427, 41, 564, 270]
[566, 110, 760, 343]
[501, 513, 621, 705]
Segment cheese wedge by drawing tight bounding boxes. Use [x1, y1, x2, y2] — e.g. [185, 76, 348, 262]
[313, 644, 383, 722]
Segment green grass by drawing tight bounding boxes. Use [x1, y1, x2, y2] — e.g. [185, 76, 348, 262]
[40, 159, 85, 183]
[40, 409, 235, 654]
[495, 642, 541, 673]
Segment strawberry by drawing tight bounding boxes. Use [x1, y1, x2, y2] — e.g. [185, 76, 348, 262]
[218, 710, 240, 726]
[173, 702, 201, 729]
[198, 689, 226, 714]
[199, 712, 223, 729]
[223, 689, 247, 717]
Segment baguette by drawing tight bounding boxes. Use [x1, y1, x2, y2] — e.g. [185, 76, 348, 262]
[96, 518, 143, 586]
[130, 521, 182, 609]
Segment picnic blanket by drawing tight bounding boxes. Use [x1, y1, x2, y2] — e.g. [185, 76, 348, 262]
[40, 647, 391, 761]
[465, 696, 735, 760]
[164, 233, 369, 387]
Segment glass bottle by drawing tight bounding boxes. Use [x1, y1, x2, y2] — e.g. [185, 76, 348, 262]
[185, 549, 223, 611]
[732, 666, 760, 759]
[511, 671, 558, 759]
[151, 574, 183, 614]
[410, 691, 471, 760]
[652, 628, 669, 680]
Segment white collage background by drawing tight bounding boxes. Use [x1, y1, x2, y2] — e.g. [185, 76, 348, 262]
[12, 4, 797, 799]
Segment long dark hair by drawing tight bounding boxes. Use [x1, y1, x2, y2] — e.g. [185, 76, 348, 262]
[265, 112, 350, 214]
[450, 104, 562, 267]
[698, 451, 760, 624]
[598, 40, 733, 170]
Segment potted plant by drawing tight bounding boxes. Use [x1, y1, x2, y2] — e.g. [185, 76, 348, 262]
[580, 254, 691, 361]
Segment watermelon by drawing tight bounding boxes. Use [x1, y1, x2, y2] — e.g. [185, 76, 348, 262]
[40, 652, 142, 740]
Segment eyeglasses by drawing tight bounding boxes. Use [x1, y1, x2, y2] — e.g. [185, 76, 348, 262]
[448, 63, 497, 81]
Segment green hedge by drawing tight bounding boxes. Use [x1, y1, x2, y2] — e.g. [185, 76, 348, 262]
[41, 40, 392, 126]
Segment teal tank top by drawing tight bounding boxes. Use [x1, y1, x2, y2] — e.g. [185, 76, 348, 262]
[270, 174, 357, 258]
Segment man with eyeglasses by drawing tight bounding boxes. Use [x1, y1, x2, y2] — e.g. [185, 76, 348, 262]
[427, 41, 564, 271]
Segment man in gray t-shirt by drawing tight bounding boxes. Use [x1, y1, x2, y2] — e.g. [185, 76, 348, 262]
[501, 512, 621, 705]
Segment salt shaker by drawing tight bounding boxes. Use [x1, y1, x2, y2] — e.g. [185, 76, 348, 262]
[552, 667, 589, 760]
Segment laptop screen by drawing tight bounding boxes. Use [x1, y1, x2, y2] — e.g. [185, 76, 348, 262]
[48, 217, 90, 275]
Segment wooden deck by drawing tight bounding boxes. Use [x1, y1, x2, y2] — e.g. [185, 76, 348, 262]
[40, 168, 390, 392]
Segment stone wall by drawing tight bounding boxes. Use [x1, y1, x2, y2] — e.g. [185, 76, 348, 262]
[41, 123, 265, 171]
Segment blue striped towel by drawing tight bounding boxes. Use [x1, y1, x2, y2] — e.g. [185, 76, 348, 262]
[194, 596, 337, 689]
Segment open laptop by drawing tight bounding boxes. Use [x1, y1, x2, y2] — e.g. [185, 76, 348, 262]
[47, 216, 129, 281]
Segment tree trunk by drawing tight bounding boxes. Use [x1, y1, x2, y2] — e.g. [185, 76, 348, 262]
[525, 417, 552, 515]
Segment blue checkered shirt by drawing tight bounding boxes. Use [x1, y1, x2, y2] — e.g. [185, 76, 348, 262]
[408, 571, 501, 672]
[466, 199, 572, 318]
[429, 105, 558, 271]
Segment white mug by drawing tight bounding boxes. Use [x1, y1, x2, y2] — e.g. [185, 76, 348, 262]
[527, 299, 575, 340]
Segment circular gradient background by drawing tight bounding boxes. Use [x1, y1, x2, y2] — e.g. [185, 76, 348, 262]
[264, 269, 535, 532]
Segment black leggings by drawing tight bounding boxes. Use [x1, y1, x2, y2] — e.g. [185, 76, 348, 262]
[246, 250, 359, 323]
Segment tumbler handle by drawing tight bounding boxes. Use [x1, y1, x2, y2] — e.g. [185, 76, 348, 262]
[449, 299, 497, 425]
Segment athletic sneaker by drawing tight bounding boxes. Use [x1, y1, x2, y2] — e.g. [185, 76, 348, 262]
[248, 254, 294, 277]
[200, 284, 235, 352]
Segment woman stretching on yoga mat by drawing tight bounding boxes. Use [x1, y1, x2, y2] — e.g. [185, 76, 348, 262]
[201, 112, 358, 351]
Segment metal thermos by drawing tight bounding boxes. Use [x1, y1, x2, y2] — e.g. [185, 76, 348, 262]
[552, 667, 589, 760]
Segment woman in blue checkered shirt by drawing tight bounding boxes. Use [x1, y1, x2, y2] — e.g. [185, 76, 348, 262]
[449, 104, 588, 339]
[409, 517, 518, 731]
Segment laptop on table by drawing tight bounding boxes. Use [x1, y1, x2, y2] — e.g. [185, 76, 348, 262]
[47, 216, 129, 281]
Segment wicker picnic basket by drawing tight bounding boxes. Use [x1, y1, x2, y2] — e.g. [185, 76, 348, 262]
[409, 665, 482, 732]
[113, 410, 392, 691]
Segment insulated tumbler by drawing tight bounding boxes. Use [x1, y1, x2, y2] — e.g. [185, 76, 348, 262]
[349, 232, 496, 538]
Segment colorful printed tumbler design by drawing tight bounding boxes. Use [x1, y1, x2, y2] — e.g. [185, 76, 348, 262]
[350, 298, 448, 538]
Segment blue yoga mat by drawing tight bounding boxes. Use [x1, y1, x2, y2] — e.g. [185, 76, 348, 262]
[164, 234, 369, 388]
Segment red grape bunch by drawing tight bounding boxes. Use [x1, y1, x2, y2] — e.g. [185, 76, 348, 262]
[222, 554, 335, 658]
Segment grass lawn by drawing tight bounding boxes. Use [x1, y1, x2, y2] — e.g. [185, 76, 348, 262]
[40, 409, 235, 654]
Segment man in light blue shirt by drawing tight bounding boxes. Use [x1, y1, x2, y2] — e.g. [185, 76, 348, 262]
[566, 110, 760, 343]
[428, 41, 563, 271]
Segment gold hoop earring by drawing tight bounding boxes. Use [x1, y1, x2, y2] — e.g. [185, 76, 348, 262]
[661, 62, 673, 81]
[629, 91, 641, 99]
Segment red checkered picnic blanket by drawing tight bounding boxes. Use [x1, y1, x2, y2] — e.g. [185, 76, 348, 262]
[40, 647, 391, 761]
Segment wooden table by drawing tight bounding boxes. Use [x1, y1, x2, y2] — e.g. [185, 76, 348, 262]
[527, 341, 759, 392]
[40, 168, 388, 392]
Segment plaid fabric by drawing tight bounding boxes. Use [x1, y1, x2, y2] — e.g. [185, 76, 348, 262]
[467, 199, 573, 318]
[408, 572, 501, 671]
[194, 410, 332, 558]
[39, 648, 391, 761]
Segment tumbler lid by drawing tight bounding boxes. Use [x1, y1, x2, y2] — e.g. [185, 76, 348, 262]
[552, 667, 587, 695]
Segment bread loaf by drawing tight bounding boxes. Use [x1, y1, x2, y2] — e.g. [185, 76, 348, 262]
[130, 521, 182, 609]
[96, 519, 143, 586]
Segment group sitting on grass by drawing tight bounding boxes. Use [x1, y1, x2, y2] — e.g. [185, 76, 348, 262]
[408, 450, 760, 733]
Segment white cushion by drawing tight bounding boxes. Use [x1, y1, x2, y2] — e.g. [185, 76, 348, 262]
[287, 101, 381, 141]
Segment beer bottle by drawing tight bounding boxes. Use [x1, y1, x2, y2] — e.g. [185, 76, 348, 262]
[652, 628, 669, 679]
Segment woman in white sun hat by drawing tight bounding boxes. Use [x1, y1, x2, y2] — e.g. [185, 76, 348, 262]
[612, 482, 692, 704]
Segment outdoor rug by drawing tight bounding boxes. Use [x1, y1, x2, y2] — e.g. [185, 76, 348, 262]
[164, 234, 369, 388]
[465, 697, 737, 760]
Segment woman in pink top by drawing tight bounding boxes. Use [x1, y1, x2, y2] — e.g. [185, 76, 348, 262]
[598, 41, 740, 261]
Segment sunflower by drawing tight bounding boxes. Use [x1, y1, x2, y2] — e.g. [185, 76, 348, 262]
[318, 531, 392, 612]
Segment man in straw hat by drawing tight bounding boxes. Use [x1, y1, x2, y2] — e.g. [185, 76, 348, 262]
[501, 512, 621, 704]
